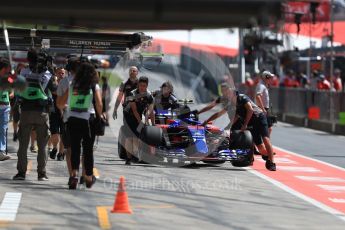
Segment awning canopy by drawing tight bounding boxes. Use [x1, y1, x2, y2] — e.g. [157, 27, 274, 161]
[0, 28, 152, 54]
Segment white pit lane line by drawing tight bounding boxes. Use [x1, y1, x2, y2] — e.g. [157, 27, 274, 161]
[295, 176, 345, 183]
[246, 145, 345, 222]
[0, 192, 22, 221]
[246, 169, 345, 222]
[274, 146, 345, 172]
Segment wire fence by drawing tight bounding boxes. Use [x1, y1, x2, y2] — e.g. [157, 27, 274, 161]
[270, 87, 345, 123]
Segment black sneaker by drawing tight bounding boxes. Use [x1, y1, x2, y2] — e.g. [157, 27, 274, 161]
[69, 177, 78, 190]
[13, 173, 26, 180]
[254, 149, 261, 155]
[265, 160, 276, 171]
[49, 148, 57, 160]
[79, 176, 85, 185]
[125, 159, 131, 165]
[68, 177, 73, 186]
[13, 132, 18, 142]
[85, 175, 97, 189]
[57, 153, 64, 161]
[38, 173, 49, 181]
[262, 155, 268, 161]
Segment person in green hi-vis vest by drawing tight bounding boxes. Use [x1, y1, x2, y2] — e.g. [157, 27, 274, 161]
[13, 49, 56, 181]
[0, 58, 12, 161]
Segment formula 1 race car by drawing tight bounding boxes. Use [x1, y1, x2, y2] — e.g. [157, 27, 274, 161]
[118, 100, 254, 167]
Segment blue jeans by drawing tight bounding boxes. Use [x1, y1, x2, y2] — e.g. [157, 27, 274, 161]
[0, 106, 10, 152]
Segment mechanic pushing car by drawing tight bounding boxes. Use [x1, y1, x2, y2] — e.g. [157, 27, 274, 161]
[198, 83, 276, 171]
[153, 81, 179, 111]
[231, 91, 276, 171]
[112, 66, 139, 120]
[197, 82, 235, 127]
[123, 76, 155, 165]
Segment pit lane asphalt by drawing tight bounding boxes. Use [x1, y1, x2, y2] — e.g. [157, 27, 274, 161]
[0, 69, 344, 229]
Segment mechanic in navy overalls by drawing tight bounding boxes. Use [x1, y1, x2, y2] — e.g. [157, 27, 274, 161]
[122, 76, 155, 165]
[13, 49, 56, 181]
[152, 81, 179, 124]
[197, 83, 276, 171]
[112, 66, 138, 121]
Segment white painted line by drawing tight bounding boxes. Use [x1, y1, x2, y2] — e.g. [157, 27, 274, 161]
[270, 157, 298, 164]
[329, 198, 345, 203]
[296, 176, 345, 183]
[246, 169, 345, 222]
[274, 146, 345, 172]
[255, 157, 298, 164]
[317, 185, 345, 193]
[278, 166, 320, 172]
[0, 192, 22, 221]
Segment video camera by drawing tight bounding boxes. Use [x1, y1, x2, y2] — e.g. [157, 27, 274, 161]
[27, 48, 51, 74]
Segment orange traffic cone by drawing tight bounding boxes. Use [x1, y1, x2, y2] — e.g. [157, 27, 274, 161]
[111, 176, 133, 214]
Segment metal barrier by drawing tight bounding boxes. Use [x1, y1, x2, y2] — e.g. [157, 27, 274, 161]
[270, 87, 345, 123]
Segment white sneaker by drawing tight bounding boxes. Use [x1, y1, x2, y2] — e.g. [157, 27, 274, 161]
[0, 152, 10, 161]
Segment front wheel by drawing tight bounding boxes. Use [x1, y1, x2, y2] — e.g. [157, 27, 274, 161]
[231, 149, 254, 167]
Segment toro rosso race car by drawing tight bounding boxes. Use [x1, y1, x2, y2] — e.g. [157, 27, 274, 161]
[118, 100, 254, 167]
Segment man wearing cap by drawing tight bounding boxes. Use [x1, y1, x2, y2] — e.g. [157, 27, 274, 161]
[256, 71, 274, 136]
